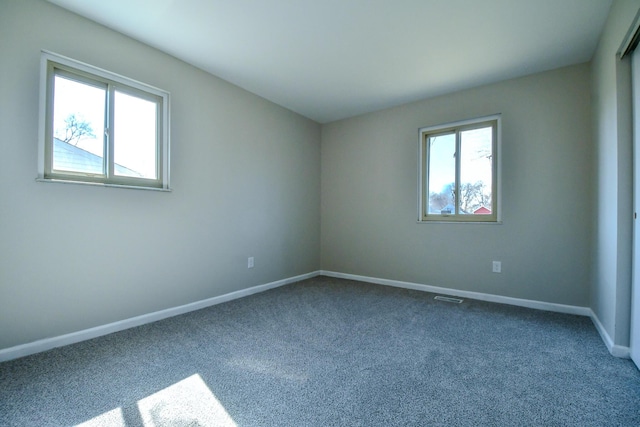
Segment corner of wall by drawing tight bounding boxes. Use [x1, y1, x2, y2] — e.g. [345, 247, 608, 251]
[589, 308, 631, 358]
[589, 0, 639, 353]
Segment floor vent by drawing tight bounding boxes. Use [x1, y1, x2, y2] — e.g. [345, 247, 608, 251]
[434, 295, 464, 304]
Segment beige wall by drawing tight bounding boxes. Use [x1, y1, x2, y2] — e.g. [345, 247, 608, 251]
[321, 64, 593, 306]
[0, 0, 321, 349]
[591, 0, 640, 349]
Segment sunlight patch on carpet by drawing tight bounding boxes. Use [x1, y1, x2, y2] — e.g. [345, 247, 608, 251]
[137, 374, 236, 427]
[76, 408, 126, 427]
[75, 374, 236, 427]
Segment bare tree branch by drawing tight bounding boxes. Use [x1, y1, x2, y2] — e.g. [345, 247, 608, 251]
[56, 113, 96, 145]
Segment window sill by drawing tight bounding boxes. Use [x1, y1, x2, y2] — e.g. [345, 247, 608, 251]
[36, 178, 172, 192]
[417, 219, 502, 225]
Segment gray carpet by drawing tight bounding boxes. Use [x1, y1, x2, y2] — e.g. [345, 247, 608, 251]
[1, 276, 639, 426]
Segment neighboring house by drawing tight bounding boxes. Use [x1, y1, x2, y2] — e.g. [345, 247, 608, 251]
[437, 205, 491, 215]
[473, 206, 491, 215]
[53, 138, 142, 177]
[440, 204, 454, 214]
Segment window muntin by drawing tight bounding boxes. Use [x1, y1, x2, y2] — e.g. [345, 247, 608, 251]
[419, 116, 500, 222]
[38, 51, 170, 190]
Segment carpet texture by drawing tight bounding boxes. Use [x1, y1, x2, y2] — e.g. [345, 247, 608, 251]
[1, 276, 639, 426]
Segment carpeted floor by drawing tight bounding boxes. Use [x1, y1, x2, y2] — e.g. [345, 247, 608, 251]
[1, 276, 639, 426]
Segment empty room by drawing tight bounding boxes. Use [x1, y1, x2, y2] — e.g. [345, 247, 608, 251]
[1, 0, 640, 425]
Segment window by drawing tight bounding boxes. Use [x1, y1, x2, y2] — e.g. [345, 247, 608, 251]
[418, 115, 500, 222]
[38, 51, 170, 190]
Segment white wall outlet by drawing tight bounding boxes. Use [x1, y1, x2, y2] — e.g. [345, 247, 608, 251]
[248, 257, 254, 269]
[492, 261, 502, 273]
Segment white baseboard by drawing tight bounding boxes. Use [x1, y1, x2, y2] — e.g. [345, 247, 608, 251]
[588, 309, 631, 358]
[0, 271, 321, 363]
[321, 270, 591, 316]
[2, 270, 630, 362]
[321, 271, 635, 358]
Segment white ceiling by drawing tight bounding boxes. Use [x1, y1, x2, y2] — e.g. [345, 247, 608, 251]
[47, 0, 612, 123]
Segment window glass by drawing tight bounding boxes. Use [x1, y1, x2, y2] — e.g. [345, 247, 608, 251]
[459, 126, 493, 215]
[52, 75, 106, 175]
[113, 90, 158, 179]
[427, 133, 455, 215]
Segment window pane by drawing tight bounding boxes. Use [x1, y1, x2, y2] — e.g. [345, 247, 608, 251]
[52, 75, 106, 175]
[113, 91, 158, 179]
[427, 133, 456, 215]
[459, 126, 493, 215]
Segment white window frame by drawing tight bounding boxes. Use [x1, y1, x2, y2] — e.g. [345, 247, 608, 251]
[418, 114, 501, 223]
[37, 51, 171, 191]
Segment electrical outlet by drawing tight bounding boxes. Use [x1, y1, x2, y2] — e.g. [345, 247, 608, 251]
[248, 257, 254, 269]
[492, 261, 501, 273]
